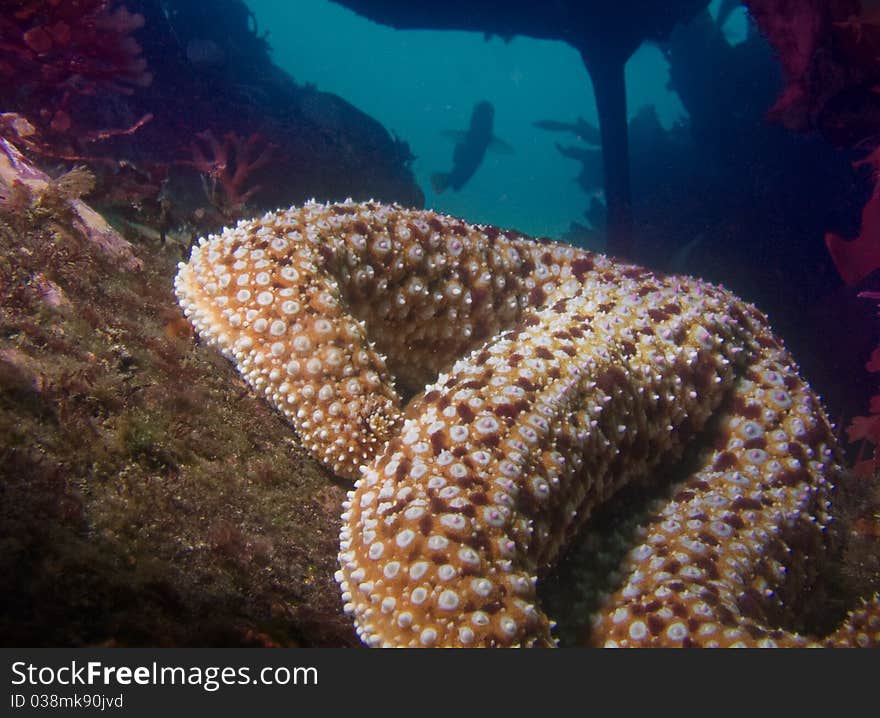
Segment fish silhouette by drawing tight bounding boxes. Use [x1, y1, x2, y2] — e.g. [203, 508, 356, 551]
[431, 101, 512, 194]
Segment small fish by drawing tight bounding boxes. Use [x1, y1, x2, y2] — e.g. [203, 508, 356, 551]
[431, 101, 512, 194]
[532, 116, 600, 145]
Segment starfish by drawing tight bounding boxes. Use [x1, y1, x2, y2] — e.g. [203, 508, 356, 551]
[175, 200, 880, 647]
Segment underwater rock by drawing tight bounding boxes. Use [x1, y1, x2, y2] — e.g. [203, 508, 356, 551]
[0, 180, 355, 646]
[0, 137, 142, 272]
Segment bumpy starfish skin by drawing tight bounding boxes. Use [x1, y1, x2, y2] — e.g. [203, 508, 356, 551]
[175, 201, 566, 479]
[175, 200, 880, 647]
[589, 317, 878, 647]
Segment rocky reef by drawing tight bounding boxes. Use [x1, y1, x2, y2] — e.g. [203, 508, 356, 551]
[0, 151, 359, 646]
[0, 0, 423, 237]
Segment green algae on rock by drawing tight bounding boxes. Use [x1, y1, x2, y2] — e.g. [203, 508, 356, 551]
[0, 162, 351, 647]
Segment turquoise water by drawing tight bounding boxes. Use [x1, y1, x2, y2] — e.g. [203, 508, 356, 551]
[247, 0, 747, 240]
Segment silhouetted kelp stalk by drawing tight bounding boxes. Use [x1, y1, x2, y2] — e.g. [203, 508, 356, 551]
[328, 0, 711, 258]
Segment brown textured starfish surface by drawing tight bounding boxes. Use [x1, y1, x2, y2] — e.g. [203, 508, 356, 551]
[175, 200, 880, 647]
